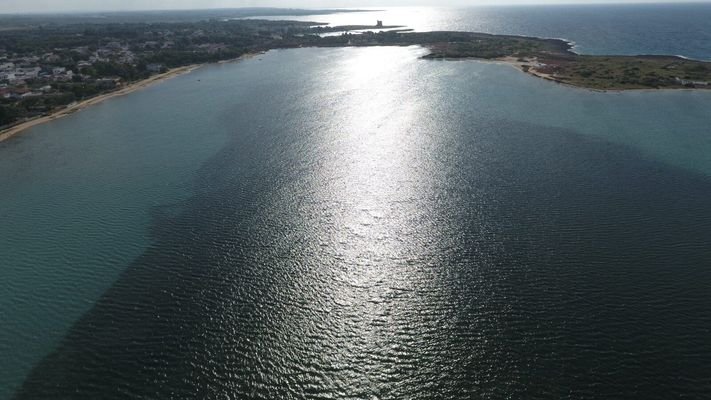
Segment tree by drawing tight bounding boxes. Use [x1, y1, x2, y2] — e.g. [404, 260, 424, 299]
[0, 104, 18, 126]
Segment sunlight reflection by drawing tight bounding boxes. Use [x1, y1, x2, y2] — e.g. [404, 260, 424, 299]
[305, 46, 458, 395]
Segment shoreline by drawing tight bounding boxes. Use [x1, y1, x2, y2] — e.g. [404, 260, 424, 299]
[505, 59, 711, 93]
[0, 64, 202, 143]
[0, 52, 265, 143]
[434, 54, 711, 94]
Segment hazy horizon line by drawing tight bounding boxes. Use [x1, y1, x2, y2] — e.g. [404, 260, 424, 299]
[0, 0, 711, 16]
[2, 1, 711, 16]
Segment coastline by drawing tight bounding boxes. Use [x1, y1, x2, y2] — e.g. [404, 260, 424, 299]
[439, 55, 711, 94]
[0, 64, 201, 143]
[504, 59, 711, 93]
[495, 57, 610, 92]
[0, 52, 267, 144]
[425, 55, 607, 92]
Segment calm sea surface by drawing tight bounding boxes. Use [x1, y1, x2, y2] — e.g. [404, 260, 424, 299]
[2, 5, 711, 399]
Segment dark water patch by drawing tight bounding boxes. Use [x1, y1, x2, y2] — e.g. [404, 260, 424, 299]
[14, 115, 711, 399]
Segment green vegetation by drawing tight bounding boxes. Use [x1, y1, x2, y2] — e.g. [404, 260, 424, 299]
[534, 55, 711, 89]
[415, 32, 569, 59]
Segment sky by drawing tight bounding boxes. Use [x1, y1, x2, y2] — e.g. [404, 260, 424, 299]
[1, 0, 709, 14]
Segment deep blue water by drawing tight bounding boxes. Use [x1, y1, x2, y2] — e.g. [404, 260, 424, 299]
[2, 5, 711, 399]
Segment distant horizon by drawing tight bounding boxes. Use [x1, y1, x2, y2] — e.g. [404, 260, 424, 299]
[2, 0, 711, 16]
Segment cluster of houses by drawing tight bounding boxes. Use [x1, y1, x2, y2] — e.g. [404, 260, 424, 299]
[0, 40, 168, 101]
[0, 34, 211, 93]
[0, 23, 243, 92]
[0, 85, 53, 100]
[0, 21, 290, 111]
[0, 60, 76, 99]
[0, 62, 68, 85]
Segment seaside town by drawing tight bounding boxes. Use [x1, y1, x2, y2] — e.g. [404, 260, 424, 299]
[0, 18, 328, 129]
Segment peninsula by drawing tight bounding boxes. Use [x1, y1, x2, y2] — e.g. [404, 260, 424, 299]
[312, 31, 711, 91]
[2, 14, 710, 140]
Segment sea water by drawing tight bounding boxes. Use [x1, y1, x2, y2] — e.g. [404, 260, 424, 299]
[2, 6, 711, 399]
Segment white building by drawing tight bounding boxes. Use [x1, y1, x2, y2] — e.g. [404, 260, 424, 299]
[15, 67, 41, 80]
[146, 63, 164, 73]
[53, 70, 74, 82]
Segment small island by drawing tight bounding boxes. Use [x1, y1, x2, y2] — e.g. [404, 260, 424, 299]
[1, 14, 710, 140]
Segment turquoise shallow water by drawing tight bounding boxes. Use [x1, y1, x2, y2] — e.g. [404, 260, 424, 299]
[2, 44, 711, 398]
[0, 67, 232, 397]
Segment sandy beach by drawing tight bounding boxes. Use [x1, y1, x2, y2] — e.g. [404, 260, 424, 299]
[0, 64, 201, 143]
[494, 56, 577, 87]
